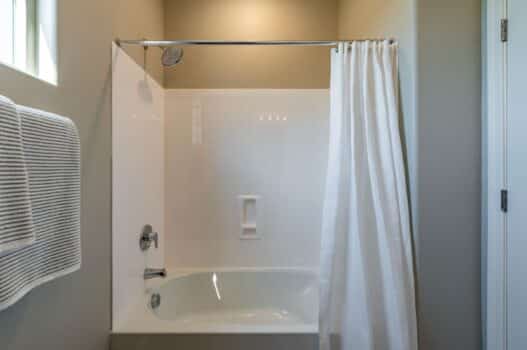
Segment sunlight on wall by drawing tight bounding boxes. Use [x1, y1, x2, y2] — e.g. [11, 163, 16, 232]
[164, 0, 338, 88]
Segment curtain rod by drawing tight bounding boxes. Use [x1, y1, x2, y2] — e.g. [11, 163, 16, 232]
[115, 39, 396, 48]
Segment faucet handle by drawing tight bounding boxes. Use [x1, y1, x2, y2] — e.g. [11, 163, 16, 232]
[139, 224, 159, 251]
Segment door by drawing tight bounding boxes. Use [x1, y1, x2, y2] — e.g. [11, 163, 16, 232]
[507, 0, 527, 348]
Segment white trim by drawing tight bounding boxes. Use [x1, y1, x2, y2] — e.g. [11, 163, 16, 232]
[485, 0, 508, 349]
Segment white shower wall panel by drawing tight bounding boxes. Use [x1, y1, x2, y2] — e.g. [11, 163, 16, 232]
[112, 44, 165, 329]
[165, 90, 329, 269]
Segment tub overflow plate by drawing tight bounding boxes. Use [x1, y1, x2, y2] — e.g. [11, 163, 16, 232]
[150, 293, 161, 310]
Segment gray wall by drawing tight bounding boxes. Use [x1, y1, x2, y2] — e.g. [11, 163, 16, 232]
[0, 1, 162, 350]
[416, 0, 482, 349]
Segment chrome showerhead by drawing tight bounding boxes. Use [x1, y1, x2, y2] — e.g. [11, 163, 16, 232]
[161, 47, 184, 67]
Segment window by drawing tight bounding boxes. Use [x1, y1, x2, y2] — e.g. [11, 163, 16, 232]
[0, 0, 57, 85]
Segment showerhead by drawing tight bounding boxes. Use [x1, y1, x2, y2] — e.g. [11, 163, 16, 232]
[161, 47, 184, 67]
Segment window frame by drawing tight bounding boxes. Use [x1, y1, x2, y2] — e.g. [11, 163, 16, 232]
[0, 0, 57, 85]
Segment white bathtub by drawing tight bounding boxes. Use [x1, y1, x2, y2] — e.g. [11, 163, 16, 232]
[114, 268, 319, 334]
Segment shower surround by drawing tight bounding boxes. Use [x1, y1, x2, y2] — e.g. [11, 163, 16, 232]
[164, 88, 328, 268]
[112, 44, 328, 347]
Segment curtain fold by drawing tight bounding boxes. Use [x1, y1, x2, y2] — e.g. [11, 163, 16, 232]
[319, 41, 417, 350]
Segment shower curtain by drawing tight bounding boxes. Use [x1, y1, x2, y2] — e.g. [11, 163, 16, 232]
[319, 41, 417, 350]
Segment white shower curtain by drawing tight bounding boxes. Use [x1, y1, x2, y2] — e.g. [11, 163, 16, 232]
[319, 41, 417, 350]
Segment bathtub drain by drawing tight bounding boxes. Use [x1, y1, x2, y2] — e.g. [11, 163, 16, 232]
[150, 293, 161, 310]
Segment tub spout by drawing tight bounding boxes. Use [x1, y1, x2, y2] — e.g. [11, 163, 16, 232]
[144, 268, 167, 280]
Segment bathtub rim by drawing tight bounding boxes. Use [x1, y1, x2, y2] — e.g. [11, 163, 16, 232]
[112, 267, 320, 335]
[147, 266, 319, 286]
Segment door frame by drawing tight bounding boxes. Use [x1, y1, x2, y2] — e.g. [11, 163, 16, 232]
[485, 0, 507, 349]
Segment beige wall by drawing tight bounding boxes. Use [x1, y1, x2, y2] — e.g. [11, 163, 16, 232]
[0, 1, 164, 350]
[114, 0, 165, 85]
[163, 0, 338, 89]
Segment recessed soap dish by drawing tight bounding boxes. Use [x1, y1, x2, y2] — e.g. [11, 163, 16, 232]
[238, 195, 262, 240]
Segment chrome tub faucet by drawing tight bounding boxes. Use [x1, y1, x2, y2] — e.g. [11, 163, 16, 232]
[144, 268, 167, 280]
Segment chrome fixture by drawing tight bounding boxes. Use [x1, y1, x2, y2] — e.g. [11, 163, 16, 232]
[144, 268, 167, 280]
[161, 47, 184, 67]
[150, 293, 161, 309]
[116, 39, 396, 48]
[115, 39, 397, 67]
[139, 224, 158, 251]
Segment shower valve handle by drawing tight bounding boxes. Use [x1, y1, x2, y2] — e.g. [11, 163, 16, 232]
[140, 224, 159, 251]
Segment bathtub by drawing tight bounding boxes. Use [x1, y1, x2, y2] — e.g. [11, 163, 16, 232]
[113, 268, 319, 335]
